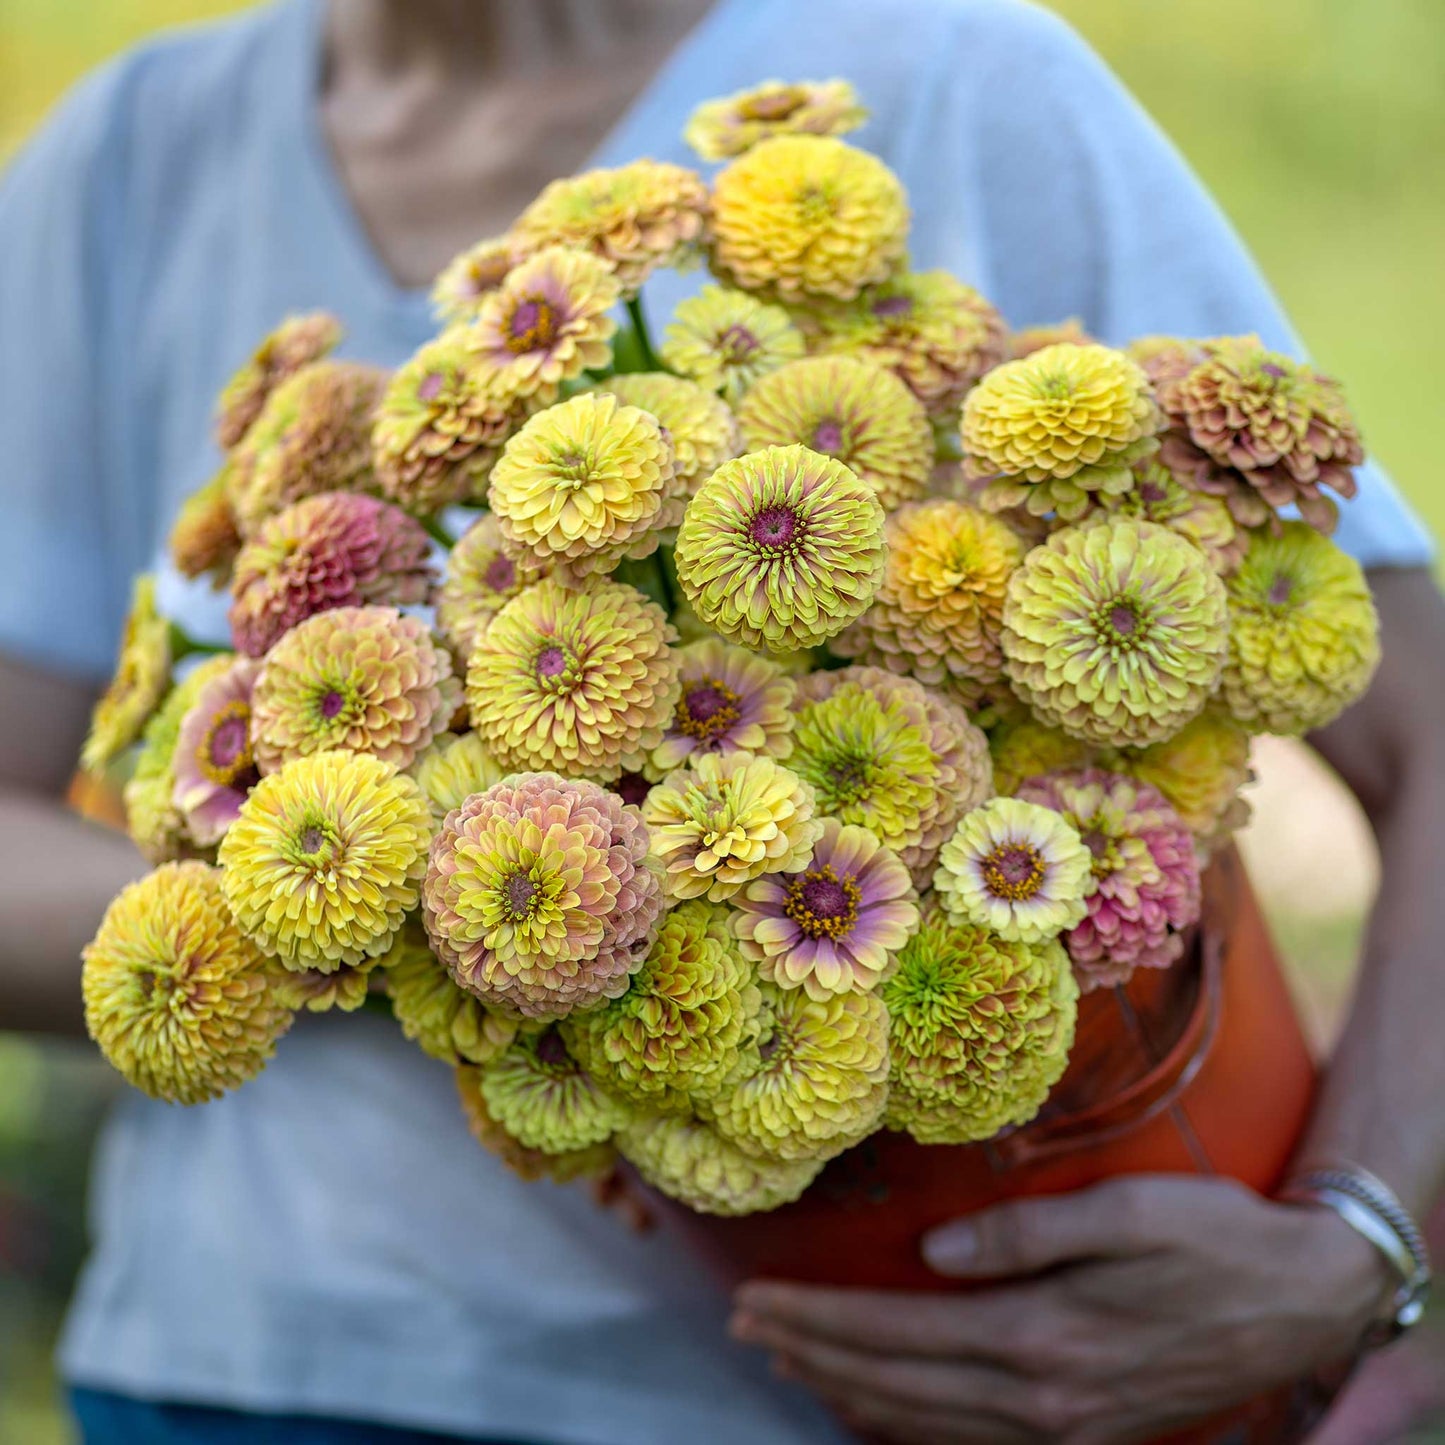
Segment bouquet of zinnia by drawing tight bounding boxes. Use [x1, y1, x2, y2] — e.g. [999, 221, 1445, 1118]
[79, 79, 1380, 1217]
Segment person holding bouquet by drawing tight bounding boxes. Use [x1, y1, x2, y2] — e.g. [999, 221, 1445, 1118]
[1, 2, 1441, 1443]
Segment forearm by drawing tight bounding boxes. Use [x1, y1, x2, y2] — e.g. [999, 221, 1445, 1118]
[0, 787, 146, 1036]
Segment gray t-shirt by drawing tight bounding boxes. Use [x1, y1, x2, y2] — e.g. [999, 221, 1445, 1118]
[0, 0, 1429, 1440]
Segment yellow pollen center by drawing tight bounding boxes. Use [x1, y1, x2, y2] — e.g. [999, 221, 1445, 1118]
[782, 864, 862, 940]
[504, 293, 561, 355]
[981, 842, 1047, 901]
[197, 700, 255, 787]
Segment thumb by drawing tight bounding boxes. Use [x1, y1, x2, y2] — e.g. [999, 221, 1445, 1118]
[922, 1181, 1150, 1279]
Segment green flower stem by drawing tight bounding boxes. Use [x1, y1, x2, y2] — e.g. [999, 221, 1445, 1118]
[360, 990, 395, 1020]
[167, 622, 229, 662]
[419, 513, 457, 549]
[625, 294, 662, 373]
[656, 544, 679, 618]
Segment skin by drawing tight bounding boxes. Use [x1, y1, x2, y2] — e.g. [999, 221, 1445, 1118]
[2, 2, 1440, 1438]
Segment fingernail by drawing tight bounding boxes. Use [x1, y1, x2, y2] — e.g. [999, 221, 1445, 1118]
[734, 1282, 774, 1312]
[729, 1311, 758, 1341]
[923, 1222, 976, 1271]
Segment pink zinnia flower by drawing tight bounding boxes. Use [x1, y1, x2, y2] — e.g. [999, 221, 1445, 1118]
[732, 818, 919, 1000]
[229, 492, 435, 658]
[1017, 769, 1201, 991]
[172, 657, 262, 845]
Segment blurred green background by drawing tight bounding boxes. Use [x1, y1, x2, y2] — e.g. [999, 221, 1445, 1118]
[0, 2, 1441, 1442]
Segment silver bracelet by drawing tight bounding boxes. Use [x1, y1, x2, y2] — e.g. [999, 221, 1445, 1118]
[1280, 1164, 1432, 1347]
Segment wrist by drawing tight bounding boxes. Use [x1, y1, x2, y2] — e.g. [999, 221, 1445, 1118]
[1285, 1201, 1398, 1352]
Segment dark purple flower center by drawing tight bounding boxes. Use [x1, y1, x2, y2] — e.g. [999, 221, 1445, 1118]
[483, 555, 517, 593]
[300, 826, 325, 855]
[1138, 480, 1167, 504]
[614, 771, 653, 808]
[1260, 362, 1287, 379]
[417, 370, 445, 402]
[1267, 574, 1295, 606]
[717, 324, 759, 362]
[505, 294, 560, 354]
[535, 1027, 570, 1067]
[505, 872, 539, 918]
[872, 293, 914, 320]
[198, 700, 256, 787]
[749, 505, 799, 550]
[981, 843, 1046, 901]
[811, 418, 845, 454]
[1109, 604, 1138, 636]
[320, 689, 347, 719]
[535, 646, 569, 679]
[783, 864, 862, 939]
[676, 676, 743, 743]
[209, 714, 249, 769]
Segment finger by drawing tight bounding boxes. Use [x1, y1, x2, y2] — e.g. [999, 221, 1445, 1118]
[733, 1281, 1048, 1361]
[827, 1387, 1039, 1445]
[744, 1319, 1032, 1418]
[923, 1178, 1164, 1279]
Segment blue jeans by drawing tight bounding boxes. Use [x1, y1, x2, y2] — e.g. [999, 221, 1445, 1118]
[69, 1388, 543, 1444]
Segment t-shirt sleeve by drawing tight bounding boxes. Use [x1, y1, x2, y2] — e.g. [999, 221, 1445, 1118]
[0, 63, 135, 680]
[964, 0, 1433, 570]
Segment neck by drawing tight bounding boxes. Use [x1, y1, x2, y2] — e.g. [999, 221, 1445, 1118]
[327, 0, 709, 81]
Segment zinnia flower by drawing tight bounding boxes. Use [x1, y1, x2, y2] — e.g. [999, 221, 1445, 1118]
[410, 731, 507, 823]
[643, 752, 822, 903]
[601, 372, 740, 496]
[963, 343, 1161, 519]
[228, 361, 388, 535]
[384, 920, 517, 1066]
[229, 492, 435, 657]
[652, 638, 797, 772]
[1007, 317, 1095, 360]
[512, 160, 709, 296]
[124, 655, 236, 863]
[487, 393, 681, 577]
[81, 575, 172, 774]
[789, 666, 992, 885]
[372, 330, 525, 513]
[479, 1025, 631, 1153]
[660, 283, 807, 406]
[1156, 336, 1363, 533]
[456, 1062, 616, 1183]
[431, 235, 524, 324]
[171, 656, 261, 845]
[933, 798, 1092, 944]
[733, 818, 919, 999]
[215, 312, 343, 449]
[685, 79, 867, 161]
[82, 861, 292, 1104]
[737, 355, 933, 510]
[169, 469, 243, 585]
[618, 1113, 822, 1216]
[564, 899, 762, 1109]
[674, 444, 886, 653]
[806, 271, 1007, 418]
[883, 902, 1077, 1144]
[1002, 520, 1229, 747]
[466, 578, 680, 782]
[834, 498, 1025, 703]
[1082, 457, 1245, 576]
[1221, 522, 1380, 735]
[251, 606, 461, 774]
[274, 959, 381, 1014]
[1017, 769, 1201, 990]
[1107, 710, 1253, 846]
[435, 512, 552, 662]
[468, 245, 619, 401]
[423, 772, 662, 1019]
[986, 711, 1095, 797]
[704, 982, 890, 1162]
[709, 135, 908, 303]
[219, 750, 433, 972]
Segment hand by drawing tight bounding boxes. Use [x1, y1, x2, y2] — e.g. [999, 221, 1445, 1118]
[729, 1175, 1387, 1444]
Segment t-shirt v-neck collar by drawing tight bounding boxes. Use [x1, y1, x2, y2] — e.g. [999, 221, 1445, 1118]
[280, 0, 741, 322]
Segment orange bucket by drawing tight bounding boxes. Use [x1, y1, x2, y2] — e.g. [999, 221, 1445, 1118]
[665, 850, 1335, 1443]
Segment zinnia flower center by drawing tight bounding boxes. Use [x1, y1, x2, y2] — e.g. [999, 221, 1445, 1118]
[417, 370, 446, 402]
[749, 505, 800, 550]
[717, 324, 759, 362]
[1094, 596, 1148, 647]
[821, 752, 876, 808]
[198, 701, 255, 787]
[783, 865, 862, 939]
[676, 677, 742, 741]
[872, 293, 914, 321]
[811, 418, 845, 454]
[981, 843, 1047, 902]
[1080, 827, 1119, 878]
[535, 1027, 570, 1067]
[319, 689, 349, 720]
[1267, 574, 1295, 607]
[292, 814, 341, 866]
[741, 90, 805, 122]
[505, 294, 561, 354]
[483, 555, 517, 593]
[533, 644, 578, 691]
[504, 871, 540, 920]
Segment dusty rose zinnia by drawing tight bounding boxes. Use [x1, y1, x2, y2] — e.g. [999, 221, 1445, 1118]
[215, 312, 343, 449]
[1018, 769, 1201, 991]
[660, 283, 808, 407]
[172, 656, 262, 845]
[435, 512, 551, 663]
[733, 818, 919, 1000]
[684, 79, 868, 162]
[228, 492, 435, 658]
[423, 772, 663, 1019]
[431, 235, 526, 324]
[653, 638, 797, 773]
